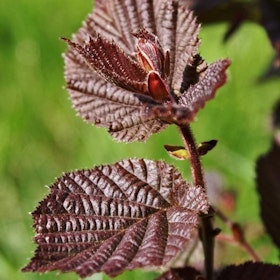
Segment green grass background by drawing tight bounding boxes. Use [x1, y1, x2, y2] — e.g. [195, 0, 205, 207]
[0, 0, 279, 279]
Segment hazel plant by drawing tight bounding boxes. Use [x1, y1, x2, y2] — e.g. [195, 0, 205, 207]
[22, 1, 280, 279]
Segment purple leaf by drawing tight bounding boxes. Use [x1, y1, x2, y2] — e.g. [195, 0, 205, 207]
[256, 140, 280, 250]
[217, 262, 280, 280]
[22, 159, 209, 278]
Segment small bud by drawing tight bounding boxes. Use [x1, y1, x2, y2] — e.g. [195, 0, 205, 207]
[164, 145, 190, 160]
[147, 71, 170, 101]
[164, 140, 218, 161]
[197, 140, 218, 156]
[133, 29, 169, 78]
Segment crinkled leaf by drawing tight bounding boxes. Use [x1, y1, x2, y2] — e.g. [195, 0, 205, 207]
[156, 266, 203, 280]
[144, 58, 230, 125]
[92, 0, 157, 55]
[179, 59, 230, 115]
[22, 159, 208, 278]
[256, 140, 280, 250]
[65, 51, 167, 142]
[217, 262, 280, 280]
[154, 1, 201, 90]
[64, 0, 205, 142]
[63, 37, 147, 93]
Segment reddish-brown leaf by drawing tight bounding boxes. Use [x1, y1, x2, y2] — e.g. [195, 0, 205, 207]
[65, 49, 167, 142]
[22, 159, 208, 278]
[92, 0, 157, 55]
[170, 6, 202, 92]
[63, 36, 147, 93]
[64, 1, 212, 142]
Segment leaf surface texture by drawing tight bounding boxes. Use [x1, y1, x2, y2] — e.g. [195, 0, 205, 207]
[23, 159, 208, 278]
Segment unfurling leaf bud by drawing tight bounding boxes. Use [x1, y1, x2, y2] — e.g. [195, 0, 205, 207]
[197, 140, 218, 156]
[164, 145, 190, 160]
[147, 71, 170, 101]
[164, 140, 217, 160]
[134, 29, 170, 78]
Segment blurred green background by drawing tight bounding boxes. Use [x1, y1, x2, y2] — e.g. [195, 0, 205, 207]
[0, 0, 279, 279]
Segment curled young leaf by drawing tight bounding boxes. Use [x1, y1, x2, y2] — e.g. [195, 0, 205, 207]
[133, 28, 167, 77]
[63, 36, 147, 94]
[197, 139, 218, 156]
[164, 140, 217, 160]
[22, 159, 209, 278]
[164, 145, 190, 160]
[147, 71, 170, 101]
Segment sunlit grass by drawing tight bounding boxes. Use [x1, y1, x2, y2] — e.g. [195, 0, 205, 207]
[0, 1, 279, 279]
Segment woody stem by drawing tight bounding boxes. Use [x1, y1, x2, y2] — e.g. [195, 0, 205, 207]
[179, 124, 215, 280]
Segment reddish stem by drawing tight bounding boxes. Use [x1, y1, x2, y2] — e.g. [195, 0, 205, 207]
[179, 125, 204, 187]
[179, 124, 215, 280]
